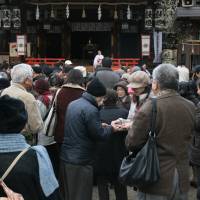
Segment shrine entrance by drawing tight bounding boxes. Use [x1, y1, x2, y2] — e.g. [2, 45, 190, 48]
[45, 33, 62, 58]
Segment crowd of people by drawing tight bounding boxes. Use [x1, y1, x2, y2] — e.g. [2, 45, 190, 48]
[0, 57, 200, 200]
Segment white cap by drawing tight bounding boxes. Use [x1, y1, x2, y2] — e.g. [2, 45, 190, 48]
[74, 66, 87, 77]
[65, 60, 72, 65]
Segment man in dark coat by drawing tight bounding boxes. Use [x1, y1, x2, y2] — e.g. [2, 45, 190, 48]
[125, 64, 195, 200]
[95, 57, 120, 89]
[60, 78, 119, 200]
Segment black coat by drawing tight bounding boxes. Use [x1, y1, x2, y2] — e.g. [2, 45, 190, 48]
[0, 149, 60, 200]
[60, 92, 113, 165]
[94, 105, 128, 180]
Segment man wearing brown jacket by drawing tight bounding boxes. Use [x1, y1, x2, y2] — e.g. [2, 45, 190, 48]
[126, 64, 195, 200]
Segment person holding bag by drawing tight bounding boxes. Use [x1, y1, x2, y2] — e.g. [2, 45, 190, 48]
[125, 64, 195, 200]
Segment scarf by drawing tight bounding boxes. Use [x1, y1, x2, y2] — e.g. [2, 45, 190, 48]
[38, 91, 52, 109]
[0, 134, 59, 197]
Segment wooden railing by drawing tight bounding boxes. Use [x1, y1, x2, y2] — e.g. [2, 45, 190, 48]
[25, 57, 140, 72]
[112, 58, 140, 71]
[25, 58, 65, 66]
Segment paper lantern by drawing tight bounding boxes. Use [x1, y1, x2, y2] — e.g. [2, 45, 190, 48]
[144, 8, 153, 30]
[2, 8, 11, 28]
[12, 8, 21, 28]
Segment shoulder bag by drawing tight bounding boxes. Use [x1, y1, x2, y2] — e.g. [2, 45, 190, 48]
[119, 97, 160, 187]
[0, 148, 30, 200]
[43, 89, 60, 137]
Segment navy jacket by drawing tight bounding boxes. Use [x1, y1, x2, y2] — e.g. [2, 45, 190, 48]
[60, 92, 113, 165]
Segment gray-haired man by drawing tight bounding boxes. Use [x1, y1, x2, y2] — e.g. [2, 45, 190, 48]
[126, 64, 195, 200]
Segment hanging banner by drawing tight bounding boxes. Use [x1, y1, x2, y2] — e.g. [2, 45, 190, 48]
[17, 35, 27, 56]
[141, 35, 151, 57]
[9, 42, 18, 57]
[153, 31, 162, 63]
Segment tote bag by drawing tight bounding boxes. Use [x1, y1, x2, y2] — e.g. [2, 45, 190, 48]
[43, 89, 60, 137]
[119, 97, 160, 187]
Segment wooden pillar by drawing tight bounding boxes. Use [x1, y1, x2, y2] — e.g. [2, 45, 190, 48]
[62, 22, 71, 59]
[111, 21, 119, 58]
[37, 30, 46, 58]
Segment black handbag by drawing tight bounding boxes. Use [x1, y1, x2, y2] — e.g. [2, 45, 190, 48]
[119, 97, 160, 187]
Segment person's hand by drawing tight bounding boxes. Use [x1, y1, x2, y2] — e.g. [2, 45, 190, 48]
[111, 121, 122, 132]
[120, 120, 132, 130]
[111, 119, 132, 131]
[0, 181, 24, 200]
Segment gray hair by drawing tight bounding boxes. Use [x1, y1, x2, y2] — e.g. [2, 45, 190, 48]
[152, 63, 179, 91]
[11, 64, 33, 83]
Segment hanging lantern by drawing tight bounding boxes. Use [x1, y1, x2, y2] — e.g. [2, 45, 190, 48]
[66, 4, 70, 19]
[50, 7, 55, 18]
[127, 5, 131, 20]
[82, 7, 86, 18]
[114, 7, 118, 20]
[144, 8, 153, 30]
[154, 6, 165, 30]
[2, 8, 11, 28]
[98, 5, 102, 21]
[36, 5, 39, 20]
[192, 45, 194, 54]
[12, 8, 21, 29]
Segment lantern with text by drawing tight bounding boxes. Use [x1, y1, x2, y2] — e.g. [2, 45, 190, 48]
[12, 8, 21, 29]
[144, 8, 153, 30]
[2, 9, 11, 28]
[154, 7, 165, 31]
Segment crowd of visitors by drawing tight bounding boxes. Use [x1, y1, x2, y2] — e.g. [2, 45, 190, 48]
[0, 58, 200, 200]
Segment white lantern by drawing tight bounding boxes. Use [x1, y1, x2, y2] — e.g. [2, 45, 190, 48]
[2, 8, 11, 28]
[144, 8, 153, 30]
[114, 7, 118, 20]
[36, 5, 39, 20]
[127, 5, 131, 20]
[12, 8, 21, 28]
[82, 7, 86, 18]
[66, 4, 70, 19]
[50, 7, 55, 18]
[155, 7, 165, 30]
[98, 5, 102, 20]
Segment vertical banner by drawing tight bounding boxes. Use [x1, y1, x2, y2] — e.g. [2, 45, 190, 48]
[9, 42, 18, 57]
[17, 35, 27, 56]
[153, 31, 162, 63]
[141, 35, 151, 57]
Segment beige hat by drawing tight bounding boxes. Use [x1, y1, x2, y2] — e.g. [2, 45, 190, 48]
[127, 71, 150, 88]
[65, 60, 72, 65]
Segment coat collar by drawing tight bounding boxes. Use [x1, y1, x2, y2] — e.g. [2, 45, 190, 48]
[82, 92, 99, 108]
[156, 89, 179, 100]
[62, 83, 85, 91]
[11, 83, 26, 91]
